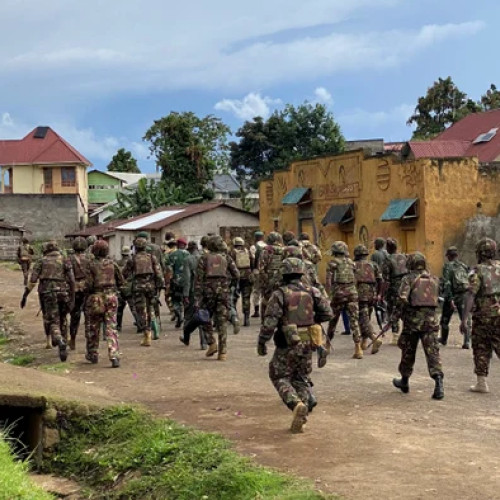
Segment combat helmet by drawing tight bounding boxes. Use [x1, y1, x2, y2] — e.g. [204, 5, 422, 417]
[92, 239, 109, 257]
[283, 245, 303, 259]
[282, 231, 296, 245]
[121, 245, 131, 256]
[135, 237, 148, 250]
[331, 241, 348, 256]
[280, 257, 305, 276]
[266, 231, 283, 245]
[200, 235, 210, 249]
[137, 231, 150, 240]
[354, 244, 369, 258]
[45, 240, 59, 253]
[446, 246, 459, 257]
[476, 237, 497, 259]
[208, 235, 225, 252]
[233, 237, 245, 246]
[73, 236, 88, 252]
[86, 235, 97, 246]
[407, 252, 427, 271]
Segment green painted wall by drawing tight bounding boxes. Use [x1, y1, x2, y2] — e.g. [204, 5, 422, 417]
[88, 171, 121, 204]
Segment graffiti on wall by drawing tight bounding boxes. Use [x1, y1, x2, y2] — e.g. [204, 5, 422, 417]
[376, 160, 391, 191]
[399, 163, 422, 193]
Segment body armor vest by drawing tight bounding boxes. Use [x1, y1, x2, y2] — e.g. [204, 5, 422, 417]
[94, 258, 116, 289]
[71, 254, 87, 281]
[284, 287, 315, 327]
[234, 249, 251, 269]
[477, 261, 500, 296]
[390, 254, 408, 278]
[332, 257, 355, 284]
[40, 253, 65, 281]
[205, 253, 228, 278]
[355, 261, 376, 284]
[410, 273, 439, 307]
[134, 252, 154, 276]
[20, 245, 31, 259]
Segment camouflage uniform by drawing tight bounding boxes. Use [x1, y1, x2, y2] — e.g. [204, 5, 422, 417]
[250, 233, 267, 317]
[383, 240, 408, 340]
[25, 241, 75, 361]
[123, 237, 165, 346]
[69, 237, 92, 350]
[298, 233, 322, 266]
[17, 238, 34, 286]
[165, 242, 190, 327]
[230, 238, 254, 326]
[194, 236, 239, 360]
[439, 247, 471, 348]
[258, 257, 333, 433]
[462, 238, 500, 393]
[162, 240, 178, 318]
[85, 240, 124, 366]
[354, 245, 382, 353]
[259, 232, 285, 321]
[390, 253, 444, 399]
[326, 241, 362, 358]
[116, 246, 137, 331]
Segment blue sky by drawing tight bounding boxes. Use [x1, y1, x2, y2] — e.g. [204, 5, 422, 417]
[1, 0, 498, 173]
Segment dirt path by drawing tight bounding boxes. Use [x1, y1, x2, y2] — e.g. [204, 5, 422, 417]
[2, 265, 499, 500]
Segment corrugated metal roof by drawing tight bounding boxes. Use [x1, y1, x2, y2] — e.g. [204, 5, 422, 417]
[282, 187, 310, 205]
[407, 140, 471, 159]
[116, 209, 185, 231]
[321, 204, 354, 226]
[380, 198, 418, 221]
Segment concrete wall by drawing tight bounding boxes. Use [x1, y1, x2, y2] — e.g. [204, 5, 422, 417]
[0, 228, 23, 260]
[0, 194, 85, 240]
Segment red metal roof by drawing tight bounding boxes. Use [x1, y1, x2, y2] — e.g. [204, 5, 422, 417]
[407, 140, 471, 159]
[0, 127, 91, 166]
[436, 109, 500, 162]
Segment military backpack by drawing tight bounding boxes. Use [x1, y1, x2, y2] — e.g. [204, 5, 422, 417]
[410, 272, 439, 307]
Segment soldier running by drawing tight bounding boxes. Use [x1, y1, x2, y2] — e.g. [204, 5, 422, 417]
[17, 237, 34, 286]
[230, 237, 254, 327]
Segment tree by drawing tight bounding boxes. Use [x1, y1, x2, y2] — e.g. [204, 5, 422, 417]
[107, 178, 203, 220]
[143, 112, 231, 199]
[230, 102, 344, 184]
[407, 77, 481, 139]
[480, 84, 500, 111]
[107, 148, 140, 173]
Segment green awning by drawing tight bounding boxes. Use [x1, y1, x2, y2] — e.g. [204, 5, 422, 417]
[282, 187, 310, 205]
[321, 203, 354, 226]
[380, 198, 418, 221]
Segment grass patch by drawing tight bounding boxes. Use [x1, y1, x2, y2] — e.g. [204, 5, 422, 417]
[0, 334, 9, 346]
[46, 406, 333, 500]
[8, 354, 36, 366]
[38, 363, 69, 374]
[0, 433, 54, 500]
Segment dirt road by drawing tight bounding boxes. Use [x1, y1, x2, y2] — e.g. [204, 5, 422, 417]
[2, 265, 499, 500]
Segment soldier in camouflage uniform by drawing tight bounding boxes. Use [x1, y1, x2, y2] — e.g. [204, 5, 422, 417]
[460, 238, 500, 393]
[439, 246, 471, 348]
[370, 237, 388, 269]
[353, 244, 383, 354]
[116, 245, 138, 332]
[258, 257, 333, 433]
[163, 237, 178, 320]
[85, 235, 97, 255]
[68, 237, 92, 350]
[326, 241, 363, 359]
[17, 237, 34, 286]
[259, 232, 285, 322]
[165, 238, 190, 328]
[250, 231, 266, 318]
[282, 231, 296, 246]
[230, 237, 254, 327]
[385, 252, 444, 399]
[84, 240, 124, 367]
[383, 238, 408, 345]
[123, 237, 165, 347]
[21, 240, 75, 361]
[298, 232, 322, 266]
[194, 235, 239, 360]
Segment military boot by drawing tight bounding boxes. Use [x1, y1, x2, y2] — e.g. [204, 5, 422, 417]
[175, 312, 183, 329]
[462, 331, 471, 349]
[45, 335, 52, 349]
[206, 342, 218, 357]
[352, 342, 363, 359]
[390, 332, 400, 346]
[361, 338, 370, 350]
[199, 328, 207, 350]
[432, 375, 444, 400]
[470, 376, 489, 393]
[232, 317, 241, 335]
[290, 402, 308, 434]
[307, 394, 318, 413]
[251, 305, 259, 318]
[439, 326, 449, 346]
[141, 330, 152, 347]
[69, 336, 76, 351]
[111, 358, 120, 368]
[217, 353, 227, 361]
[393, 376, 410, 393]
[58, 339, 68, 362]
[86, 351, 99, 364]
[371, 337, 383, 355]
[243, 313, 250, 327]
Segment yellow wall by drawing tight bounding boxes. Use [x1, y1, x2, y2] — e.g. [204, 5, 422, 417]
[259, 151, 500, 278]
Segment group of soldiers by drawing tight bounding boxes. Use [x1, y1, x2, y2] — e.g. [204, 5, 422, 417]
[15, 230, 500, 433]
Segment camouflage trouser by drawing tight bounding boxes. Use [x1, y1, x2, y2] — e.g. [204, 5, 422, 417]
[20, 260, 31, 287]
[200, 293, 229, 355]
[359, 301, 376, 340]
[117, 292, 137, 329]
[386, 284, 401, 333]
[170, 284, 184, 319]
[252, 272, 261, 308]
[269, 345, 313, 409]
[328, 300, 361, 344]
[471, 318, 500, 377]
[133, 289, 155, 333]
[165, 283, 174, 315]
[70, 291, 88, 340]
[237, 278, 253, 315]
[40, 291, 70, 344]
[85, 292, 119, 360]
[398, 328, 443, 379]
[440, 294, 471, 344]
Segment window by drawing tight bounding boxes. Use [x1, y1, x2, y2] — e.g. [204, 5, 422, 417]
[61, 167, 76, 187]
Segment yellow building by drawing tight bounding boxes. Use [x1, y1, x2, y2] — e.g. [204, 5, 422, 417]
[259, 149, 500, 277]
[0, 126, 90, 209]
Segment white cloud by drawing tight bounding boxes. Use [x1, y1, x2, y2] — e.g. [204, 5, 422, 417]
[340, 103, 415, 127]
[314, 87, 334, 106]
[215, 92, 281, 120]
